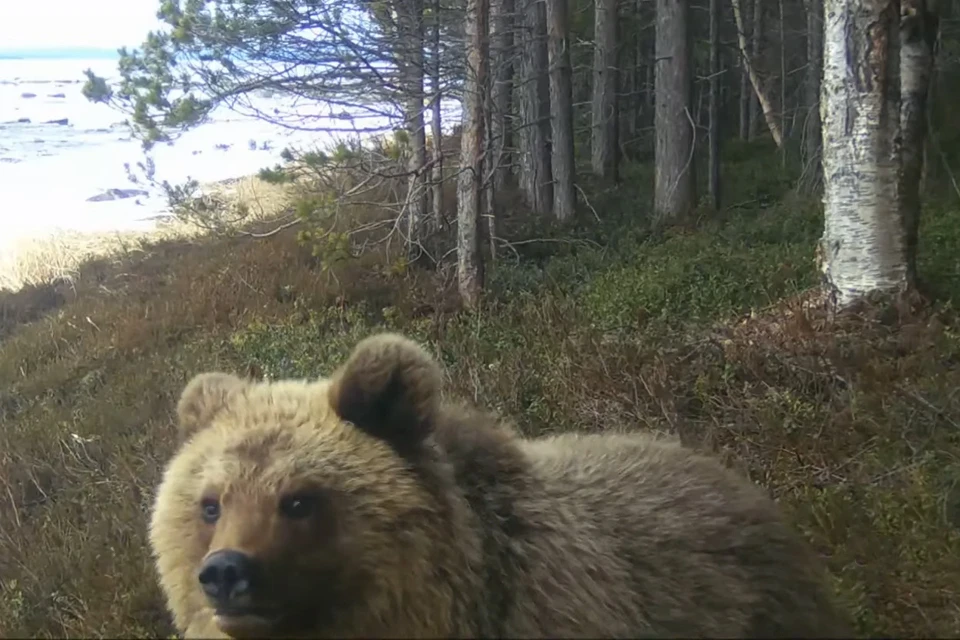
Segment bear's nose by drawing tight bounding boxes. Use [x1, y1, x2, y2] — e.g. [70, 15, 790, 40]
[198, 549, 259, 607]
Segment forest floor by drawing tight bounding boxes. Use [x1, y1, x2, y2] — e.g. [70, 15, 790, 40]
[1, 143, 959, 638]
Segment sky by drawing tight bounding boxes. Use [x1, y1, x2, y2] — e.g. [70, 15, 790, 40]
[0, 0, 160, 52]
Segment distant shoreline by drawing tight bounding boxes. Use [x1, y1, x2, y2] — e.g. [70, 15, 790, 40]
[0, 48, 119, 61]
[0, 172, 298, 292]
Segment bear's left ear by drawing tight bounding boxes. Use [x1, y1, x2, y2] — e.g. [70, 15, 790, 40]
[176, 372, 247, 441]
[328, 333, 442, 455]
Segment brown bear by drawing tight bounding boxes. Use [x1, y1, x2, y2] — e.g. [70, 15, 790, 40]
[149, 332, 852, 639]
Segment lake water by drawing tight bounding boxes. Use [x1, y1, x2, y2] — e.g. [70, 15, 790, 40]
[0, 55, 398, 255]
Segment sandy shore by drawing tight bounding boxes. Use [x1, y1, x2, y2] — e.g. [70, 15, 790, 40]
[0, 174, 297, 291]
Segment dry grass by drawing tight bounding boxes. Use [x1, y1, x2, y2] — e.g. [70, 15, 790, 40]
[0, 175, 297, 292]
[1, 150, 958, 638]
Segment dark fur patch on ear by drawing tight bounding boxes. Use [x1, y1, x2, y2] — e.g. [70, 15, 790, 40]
[329, 333, 442, 454]
[176, 372, 246, 441]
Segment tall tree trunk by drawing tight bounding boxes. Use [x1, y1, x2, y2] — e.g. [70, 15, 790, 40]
[546, 0, 576, 221]
[458, 0, 489, 308]
[645, 44, 655, 117]
[708, 0, 721, 209]
[778, 0, 787, 154]
[592, 0, 619, 180]
[430, 0, 444, 229]
[820, 0, 909, 309]
[518, 0, 553, 215]
[654, 0, 696, 224]
[921, 0, 944, 191]
[397, 0, 428, 256]
[485, 0, 514, 267]
[738, 0, 751, 140]
[900, 0, 938, 283]
[731, 0, 783, 147]
[628, 0, 643, 148]
[748, 0, 763, 140]
[489, 0, 515, 194]
[802, 0, 823, 189]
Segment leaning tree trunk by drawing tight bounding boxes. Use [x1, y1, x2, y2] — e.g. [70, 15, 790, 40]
[900, 0, 938, 283]
[517, 0, 553, 215]
[654, 0, 696, 224]
[708, 0, 721, 209]
[546, 0, 576, 221]
[820, 0, 910, 309]
[591, 0, 619, 180]
[458, 0, 489, 309]
[731, 0, 783, 147]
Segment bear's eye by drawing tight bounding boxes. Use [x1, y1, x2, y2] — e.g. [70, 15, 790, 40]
[200, 497, 220, 524]
[279, 494, 316, 520]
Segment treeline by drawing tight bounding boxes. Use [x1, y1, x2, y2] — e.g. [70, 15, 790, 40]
[84, 0, 950, 312]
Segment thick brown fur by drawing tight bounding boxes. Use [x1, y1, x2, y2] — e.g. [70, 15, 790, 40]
[150, 332, 853, 639]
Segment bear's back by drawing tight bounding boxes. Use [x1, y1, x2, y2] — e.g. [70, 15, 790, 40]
[475, 432, 851, 638]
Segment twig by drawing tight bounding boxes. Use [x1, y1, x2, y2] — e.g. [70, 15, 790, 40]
[895, 384, 960, 431]
[574, 182, 602, 222]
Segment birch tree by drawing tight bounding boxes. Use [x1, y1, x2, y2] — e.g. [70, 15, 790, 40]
[819, 0, 912, 308]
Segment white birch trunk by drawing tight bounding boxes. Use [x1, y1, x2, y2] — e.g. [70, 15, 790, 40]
[819, 0, 909, 309]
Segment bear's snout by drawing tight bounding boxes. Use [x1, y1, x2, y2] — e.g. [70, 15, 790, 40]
[198, 549, 261, 610]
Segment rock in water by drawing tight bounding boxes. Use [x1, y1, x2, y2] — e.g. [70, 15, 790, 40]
[86, 188, 150, 203]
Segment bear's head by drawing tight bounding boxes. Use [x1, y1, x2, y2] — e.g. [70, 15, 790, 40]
[149, 333, 462, 639]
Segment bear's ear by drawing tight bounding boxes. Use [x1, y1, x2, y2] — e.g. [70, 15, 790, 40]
[328, 333, 442, 455]
[176, 372, 247, 441]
